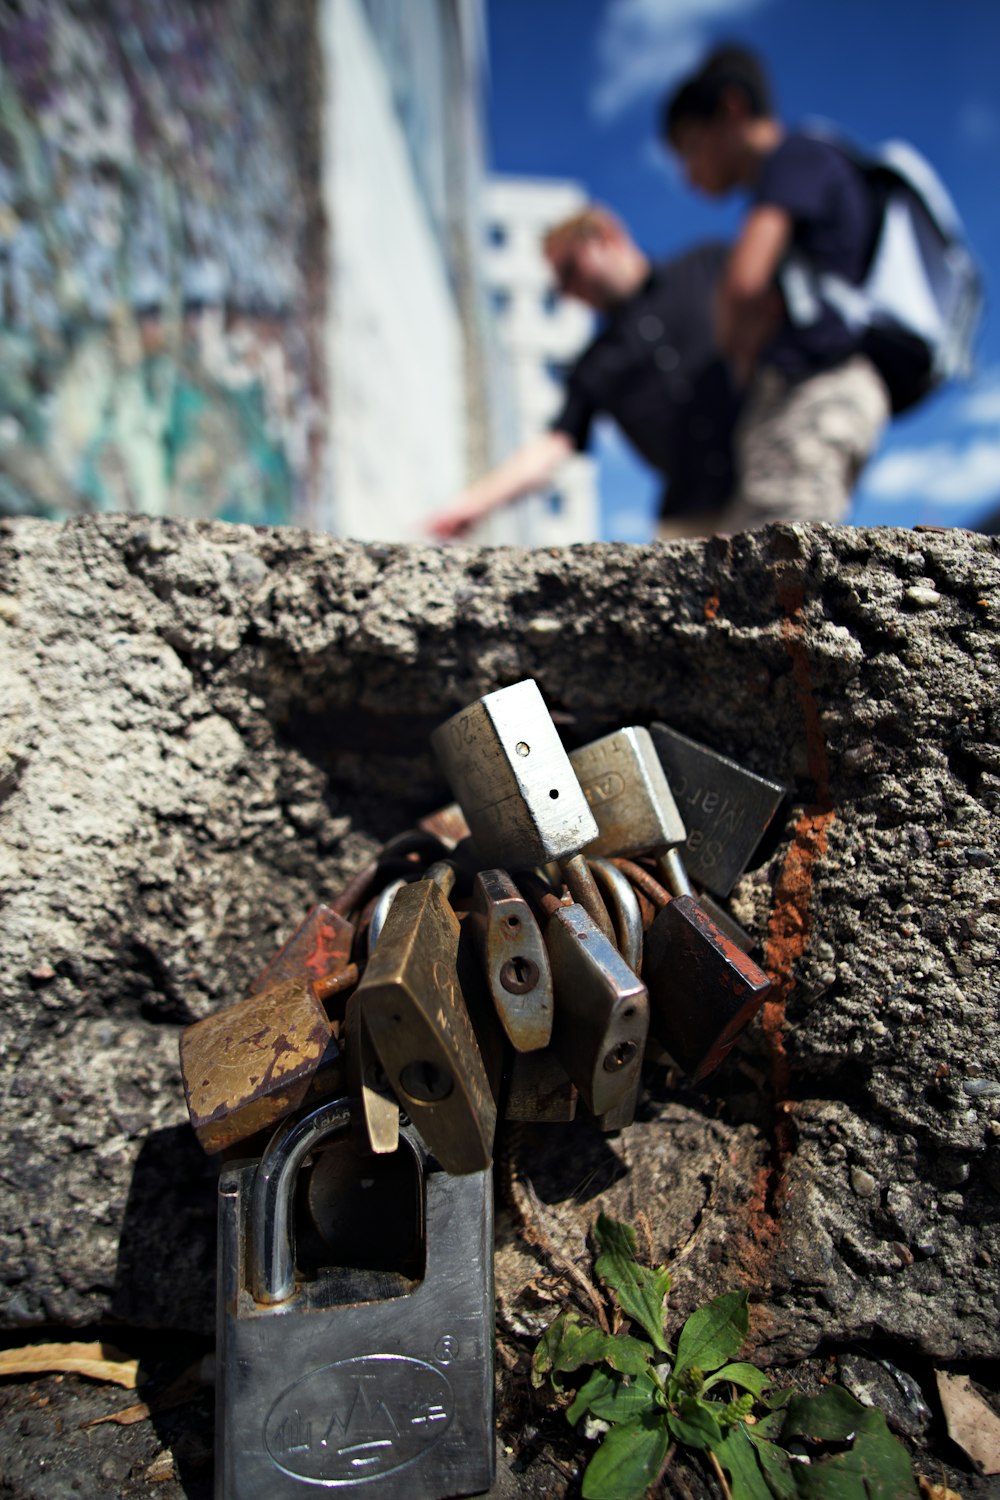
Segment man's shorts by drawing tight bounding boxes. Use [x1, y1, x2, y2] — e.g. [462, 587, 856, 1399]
[726, 354, 890, 530]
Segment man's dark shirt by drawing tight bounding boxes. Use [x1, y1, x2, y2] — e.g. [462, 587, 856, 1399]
[754, 129, 878, 377]
[551, 243, 739, 519]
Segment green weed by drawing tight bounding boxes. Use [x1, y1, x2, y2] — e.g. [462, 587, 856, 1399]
[531, 1213, 919, 1499]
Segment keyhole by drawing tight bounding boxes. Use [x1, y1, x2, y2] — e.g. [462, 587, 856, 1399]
[602, 1040, 638, 1073]
[399, 1059, 454, 1102]
[499, 955, 540, 995]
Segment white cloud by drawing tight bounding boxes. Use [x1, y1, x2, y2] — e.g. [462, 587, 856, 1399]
[865, 438, 1000, 508]
[590, 0, 773, 122]
[957, 372, 1000, 425]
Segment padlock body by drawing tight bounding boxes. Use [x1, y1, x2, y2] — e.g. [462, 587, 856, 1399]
[216, 1156, 495, 1499]
[546, 904, 649, 1117]
[471, 869, 553, 1052]
[650, 724, 785, 897]
[250, 904, 354, 995]
[180, 981, 340, 1154]
[358, 879, 497, 1174]
[644, 894, 772, 1078]
[571, 725, 686, 859]
[432, 678, 597, 868]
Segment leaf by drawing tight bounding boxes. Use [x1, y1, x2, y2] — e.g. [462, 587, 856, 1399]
[531, 1310, 651, 1389]
[780, 1387, 919, 1498]
[567, 1366, 663, 1426]
[705, 1361, 773, 1398]
[746, 1431, 800, 1498]
[593, 1213, 671, 1352]
[0, 1342, 140, 1389]
[581, 1411, 671, 1500]
[674, 1290, 750, 1378]
[714, 1423, 776, 1500]
[666, 1394, 724, 1451]
[935, 1370, 1000, 1475]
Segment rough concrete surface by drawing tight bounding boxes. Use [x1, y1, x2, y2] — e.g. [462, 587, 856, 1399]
[0, 515, 998, 1496]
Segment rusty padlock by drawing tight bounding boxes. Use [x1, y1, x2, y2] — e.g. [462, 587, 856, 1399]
[179, 967, 350, 1155]
[643, 894, 772, 1079]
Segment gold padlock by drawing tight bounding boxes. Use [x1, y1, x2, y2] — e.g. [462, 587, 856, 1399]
[354, 863, 497, 1174]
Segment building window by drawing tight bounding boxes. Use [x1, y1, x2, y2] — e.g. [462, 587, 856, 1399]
[545, 490, 564, 516]
[490, 287, 511, 316]
[544, 358, 567, 383]
[488, 222, 507, 248]
[542, 288, 559, 315]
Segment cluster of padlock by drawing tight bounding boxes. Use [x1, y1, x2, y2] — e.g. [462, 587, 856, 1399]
[180, 678, 785, 1499]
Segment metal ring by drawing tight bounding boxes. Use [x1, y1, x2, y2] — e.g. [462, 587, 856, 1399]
[590, 859, 643, 972]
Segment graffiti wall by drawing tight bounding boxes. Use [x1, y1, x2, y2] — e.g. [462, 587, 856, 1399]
[0, 1, 324, 526]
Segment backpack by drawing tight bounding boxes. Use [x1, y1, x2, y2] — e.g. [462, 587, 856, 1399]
[779, 128, 984, 414]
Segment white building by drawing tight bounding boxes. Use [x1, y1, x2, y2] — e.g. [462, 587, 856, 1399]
[475, 175, 600, 545]
[323, 0, 503, 540]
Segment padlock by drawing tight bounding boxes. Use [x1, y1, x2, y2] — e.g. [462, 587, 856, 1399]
[432, 678, 615, 941]
[354, 862, 497, 1175]
[643, 893, 772, 1080]
[504, 1048, 578, 1122]
[650, 723, 785, 897]
[543, 901, 649, 1119]
[470, 868, 553, 1051]
[179, 974, 344, 1155]
[571, 724, 695, 898]
[249, 903, 355, 997]
[216, 1098, 495, 1499]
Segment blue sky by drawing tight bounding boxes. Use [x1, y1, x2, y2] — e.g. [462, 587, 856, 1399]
[486, 0, 1000, 538]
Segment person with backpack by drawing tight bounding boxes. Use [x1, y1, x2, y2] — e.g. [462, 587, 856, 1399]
[425, 206, 741, 540]
[660, 45, 900, 529]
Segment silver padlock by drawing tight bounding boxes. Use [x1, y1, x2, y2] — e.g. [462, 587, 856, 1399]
[216, 1098, 495, 1499]
[432, 679, 615, 941]
[649, 723, 785, 897]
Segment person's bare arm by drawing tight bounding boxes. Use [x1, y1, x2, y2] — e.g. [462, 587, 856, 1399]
[715, 204, 791, 385]
[425, 429, 575, 539]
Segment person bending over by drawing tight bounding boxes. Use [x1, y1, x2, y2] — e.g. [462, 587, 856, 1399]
[425, 205, 740, 540]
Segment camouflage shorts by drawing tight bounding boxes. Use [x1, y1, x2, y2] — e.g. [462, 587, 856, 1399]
[725, 355, 890, 530]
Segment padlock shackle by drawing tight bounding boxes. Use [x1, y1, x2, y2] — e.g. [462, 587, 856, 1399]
[590, 858, 643, 972]
[369, 877, 406, 951]
[250, 1097, 353, 1305]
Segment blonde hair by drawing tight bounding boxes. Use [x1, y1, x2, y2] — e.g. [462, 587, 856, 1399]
[542, 204, 622, 263]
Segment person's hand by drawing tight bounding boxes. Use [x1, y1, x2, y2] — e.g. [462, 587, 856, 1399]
[424, 500, 484, 540]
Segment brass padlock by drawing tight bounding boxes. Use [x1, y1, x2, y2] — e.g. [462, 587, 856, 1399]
[354, 863, 497, 1175]
[179, 974, 343, 1154]
[217, 1098, 495, 1498]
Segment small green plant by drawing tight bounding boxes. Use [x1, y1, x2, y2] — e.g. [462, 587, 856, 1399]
[531, 1213, 919, 1499]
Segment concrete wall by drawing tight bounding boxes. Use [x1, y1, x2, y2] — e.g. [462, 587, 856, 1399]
[0, 1, 325, 527]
